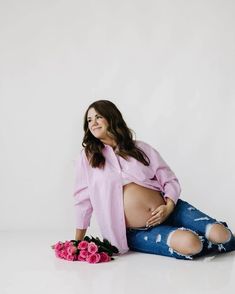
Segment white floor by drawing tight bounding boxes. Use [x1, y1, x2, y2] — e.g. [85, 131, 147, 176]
[1, 230, 235, 294]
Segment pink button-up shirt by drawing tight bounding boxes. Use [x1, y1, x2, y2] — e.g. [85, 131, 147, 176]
[73, 140, 181, 254]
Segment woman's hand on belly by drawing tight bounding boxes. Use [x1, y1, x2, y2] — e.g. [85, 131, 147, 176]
[123, 183, 167, 228]
[146, 204, 171, 227]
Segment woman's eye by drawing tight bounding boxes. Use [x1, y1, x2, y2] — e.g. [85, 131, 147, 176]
[87, 116, 102, 123]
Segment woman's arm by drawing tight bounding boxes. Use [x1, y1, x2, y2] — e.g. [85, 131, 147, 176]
[148, 143, 181, 205]
[75, 228, 87, 241]
[73, 150, 93, 234]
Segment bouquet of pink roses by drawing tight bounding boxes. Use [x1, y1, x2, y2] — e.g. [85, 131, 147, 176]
[51, 235, 119, 263]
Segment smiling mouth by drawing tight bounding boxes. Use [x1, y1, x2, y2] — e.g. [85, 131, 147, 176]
[93, 127, 102, 131]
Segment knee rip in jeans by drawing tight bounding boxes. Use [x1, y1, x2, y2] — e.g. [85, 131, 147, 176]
[205, 222, 232, 251]
[166, 227, 203, 260]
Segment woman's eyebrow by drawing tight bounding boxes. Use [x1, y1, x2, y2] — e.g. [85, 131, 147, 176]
[87, 114, 100, 119]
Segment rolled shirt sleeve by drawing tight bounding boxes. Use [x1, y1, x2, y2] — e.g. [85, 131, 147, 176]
[73, 150, 93, 229]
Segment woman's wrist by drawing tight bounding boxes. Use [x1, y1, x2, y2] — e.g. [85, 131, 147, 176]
[165, 197, 175, 214]
[75, 228, 87, 241]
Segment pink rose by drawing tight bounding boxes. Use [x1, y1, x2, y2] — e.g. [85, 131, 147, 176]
[67, 245, 77, 255]
[53, 241, 64, 250]
[100, 252, 111, 262]
[86, 253, 101, 263]
[77, 255, 86, 261]
[67, 254, 77, 261]
[52, 239, 115, 264]
[55, 249, 61, 258]
[61, 249, 68, 259]
[78, 240, 89, 250]
[87, 242, 98, 254]
[79, 250, 89, 259]
[64, 241, 71, 248]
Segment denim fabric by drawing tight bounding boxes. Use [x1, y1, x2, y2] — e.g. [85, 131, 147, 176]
[126, 199, 235, 260]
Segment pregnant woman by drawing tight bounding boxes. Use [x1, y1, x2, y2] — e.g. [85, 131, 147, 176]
[73, 99, 235, 260]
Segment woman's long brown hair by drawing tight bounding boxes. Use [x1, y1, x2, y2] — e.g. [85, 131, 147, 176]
[82, 100, 150, 169]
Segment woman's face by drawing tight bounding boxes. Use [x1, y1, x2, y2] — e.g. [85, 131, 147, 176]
[87, 107, 110, 141]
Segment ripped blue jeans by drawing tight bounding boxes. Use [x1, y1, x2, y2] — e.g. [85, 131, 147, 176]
[126, 199, 235, 260]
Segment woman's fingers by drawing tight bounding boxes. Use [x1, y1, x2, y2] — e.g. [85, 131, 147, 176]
[146, 212, 167, 226]
[146, 214, 162, 226]
[147, 214, 161, 223]
[151, 206, 163, 215]
[146, 205, 169, 226]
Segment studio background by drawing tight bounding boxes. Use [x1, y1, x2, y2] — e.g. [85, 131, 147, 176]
[0, 0, 235, 239]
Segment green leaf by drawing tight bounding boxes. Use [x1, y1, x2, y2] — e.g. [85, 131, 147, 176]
[84, 236, 91, 242]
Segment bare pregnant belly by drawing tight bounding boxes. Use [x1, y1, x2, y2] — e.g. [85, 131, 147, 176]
[123, 182, 165, 228]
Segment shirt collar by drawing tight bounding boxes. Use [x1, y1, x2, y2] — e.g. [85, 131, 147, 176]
[103, 143, 119, 152]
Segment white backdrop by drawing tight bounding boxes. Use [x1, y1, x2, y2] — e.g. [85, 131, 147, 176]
[0, 0, 235, 236]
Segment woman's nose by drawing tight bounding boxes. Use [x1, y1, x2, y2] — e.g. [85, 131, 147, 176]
[91, 119, 98, 127]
